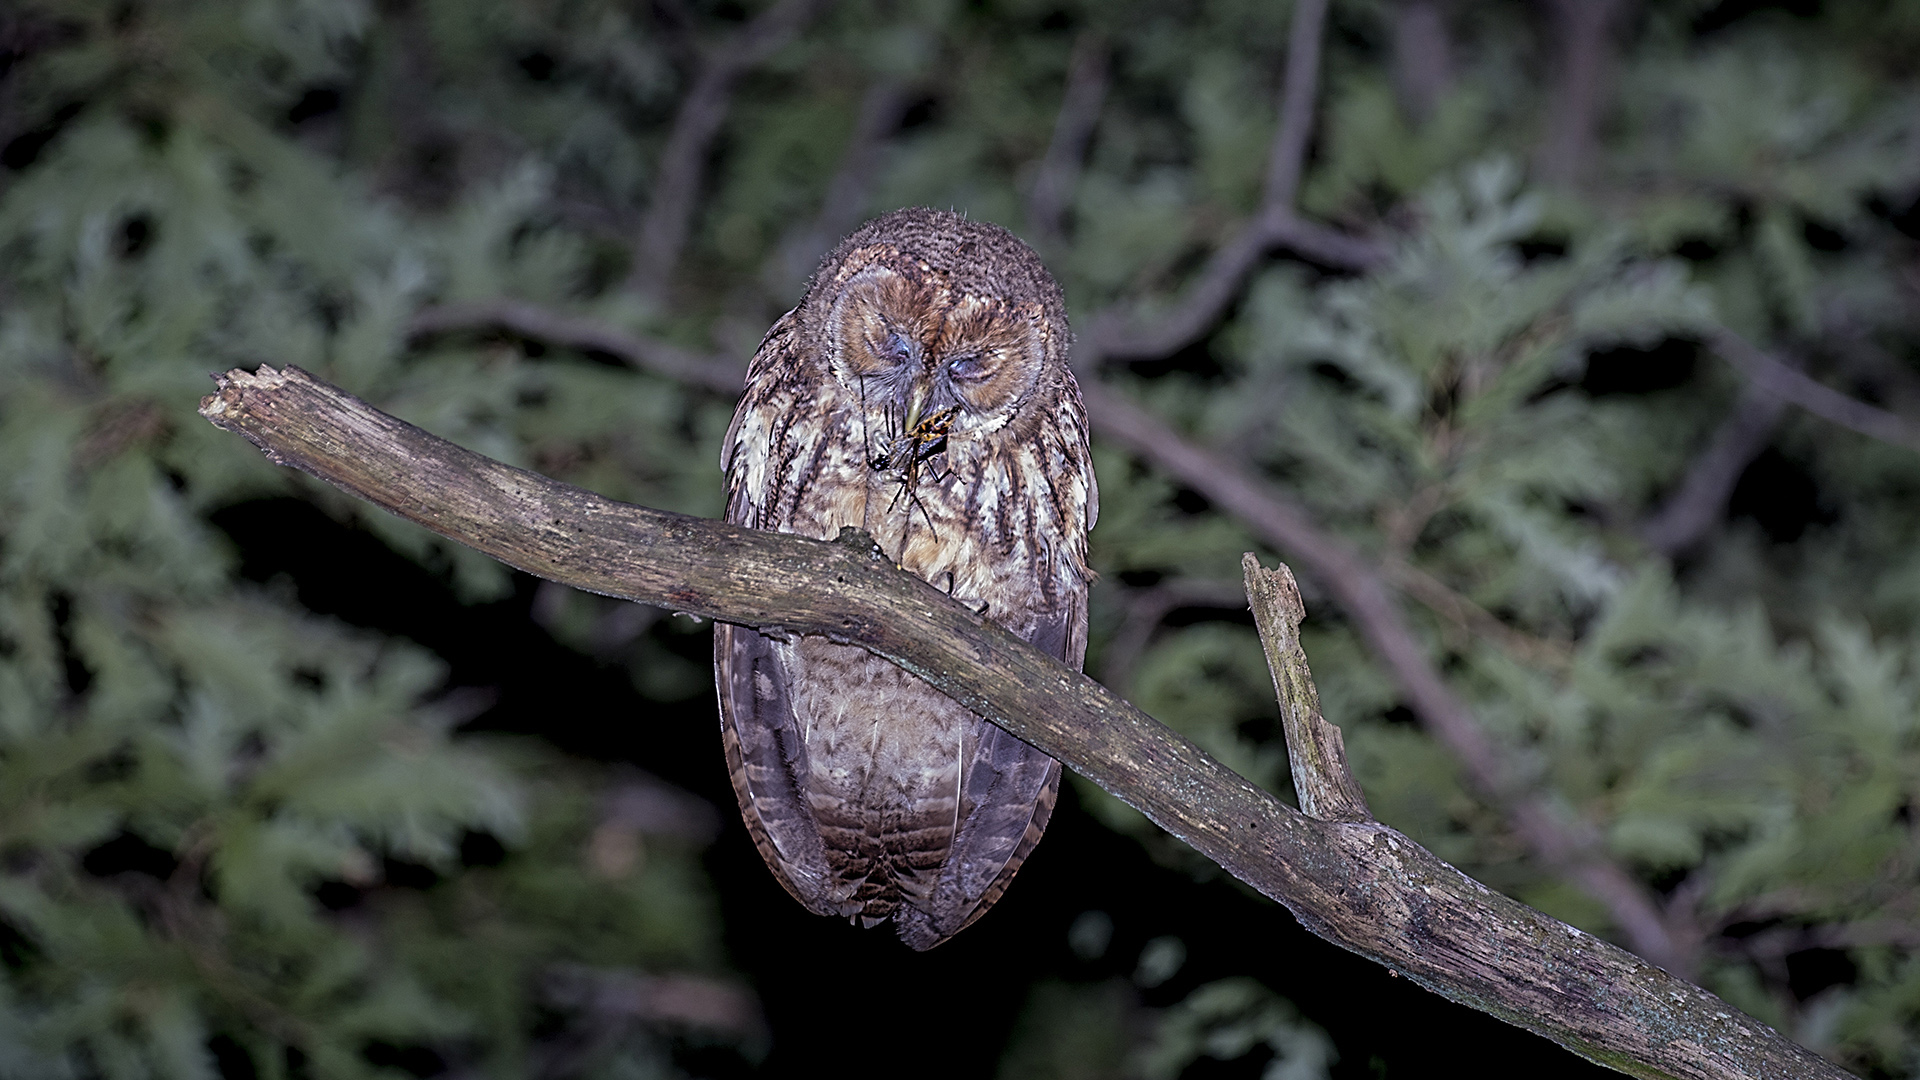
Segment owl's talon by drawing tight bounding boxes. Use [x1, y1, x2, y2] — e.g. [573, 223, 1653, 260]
[832, 525, 884, 558]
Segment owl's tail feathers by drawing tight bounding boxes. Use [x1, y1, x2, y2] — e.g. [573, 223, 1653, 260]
[895, 754, 1063, 951]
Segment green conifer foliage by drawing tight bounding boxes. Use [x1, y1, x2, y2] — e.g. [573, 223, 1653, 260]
[5, 0, 1920, 1076]
[1, 2, 739, 1076]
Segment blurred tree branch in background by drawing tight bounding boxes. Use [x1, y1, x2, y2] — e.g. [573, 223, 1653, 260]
[1026, 30, 1109, 251]
[628, 0, 832, 298]
[1535, 0, 1633, 187]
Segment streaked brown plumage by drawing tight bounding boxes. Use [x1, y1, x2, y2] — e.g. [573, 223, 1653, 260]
[715, 208, 1097, 949]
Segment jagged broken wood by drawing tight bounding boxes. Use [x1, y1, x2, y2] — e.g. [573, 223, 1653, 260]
[198, 365, 1842, 1080]
[1242, 555, 1371, 824]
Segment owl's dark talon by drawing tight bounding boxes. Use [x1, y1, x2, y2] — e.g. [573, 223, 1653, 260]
[832, 525, 885, 558]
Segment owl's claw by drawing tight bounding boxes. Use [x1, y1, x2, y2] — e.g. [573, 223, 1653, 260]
[832, 526, 886, 560]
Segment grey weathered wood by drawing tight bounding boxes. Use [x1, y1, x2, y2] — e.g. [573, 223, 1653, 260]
[1243, 554, 1371, 824]
[198, 365, 1845, 1080]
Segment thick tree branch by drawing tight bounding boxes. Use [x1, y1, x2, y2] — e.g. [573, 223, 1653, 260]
[403, 297, 1687, 974]
[1713, 330, 1920, 453]
[198, 364, 1839, 1080]
[627, 0, 831, 299]
[1080, 380, 1692, 977]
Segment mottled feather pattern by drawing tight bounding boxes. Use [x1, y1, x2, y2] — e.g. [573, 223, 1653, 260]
[715, 208, 1095, 949]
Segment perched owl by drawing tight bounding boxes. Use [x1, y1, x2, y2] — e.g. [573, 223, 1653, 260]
[715, 208, 1098, 950]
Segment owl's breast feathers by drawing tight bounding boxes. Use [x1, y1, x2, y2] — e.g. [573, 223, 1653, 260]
[723, 309, 1096, 629]
[717, 283, 1095, 949]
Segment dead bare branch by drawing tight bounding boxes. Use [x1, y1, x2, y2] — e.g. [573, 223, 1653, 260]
[1244, 555, 1371, 823]
[197, 363, 1843, 1080]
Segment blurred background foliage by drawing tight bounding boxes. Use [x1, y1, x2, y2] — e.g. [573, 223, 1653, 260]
[2, 0, 1919, 1077]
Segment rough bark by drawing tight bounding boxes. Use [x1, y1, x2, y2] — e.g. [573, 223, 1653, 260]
[1243, 555, 1370, 824]
[198, 364, 1843, 1080]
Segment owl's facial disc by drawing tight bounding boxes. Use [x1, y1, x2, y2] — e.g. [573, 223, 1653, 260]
[925, 296, 1048, 430]
[824, 264, 1049, 438]
[825, 267, 922, 390]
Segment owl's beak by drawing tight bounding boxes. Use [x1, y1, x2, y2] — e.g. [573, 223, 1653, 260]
[904, 377, 931, 432]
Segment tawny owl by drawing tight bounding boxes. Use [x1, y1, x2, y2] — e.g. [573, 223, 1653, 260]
[715, 208, 1098, 950]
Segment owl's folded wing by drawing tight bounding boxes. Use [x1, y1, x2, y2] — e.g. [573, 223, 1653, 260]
[896, 599, 1083, 951]
[714, 622, 847, 916]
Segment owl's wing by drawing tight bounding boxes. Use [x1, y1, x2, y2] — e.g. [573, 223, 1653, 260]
[720, 307, 810, 530]
[715, 308, 851, 915]
[897, 598, 1082, 951]
[715, 623, 848, 916]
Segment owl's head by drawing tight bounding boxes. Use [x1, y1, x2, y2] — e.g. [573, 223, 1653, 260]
[798, 209, 1071, 439]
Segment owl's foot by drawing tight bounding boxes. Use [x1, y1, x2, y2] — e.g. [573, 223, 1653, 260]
[933, 572, 989, 615]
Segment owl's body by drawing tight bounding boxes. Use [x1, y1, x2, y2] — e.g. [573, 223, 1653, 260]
[716, 208, 1096, 949]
